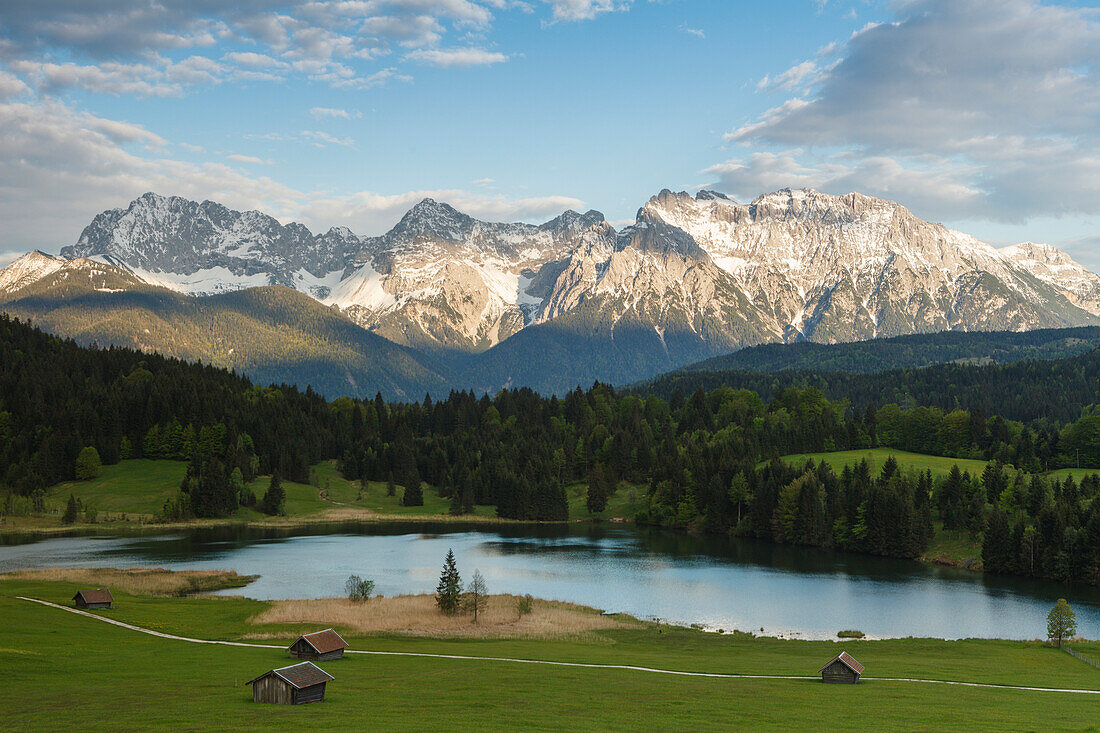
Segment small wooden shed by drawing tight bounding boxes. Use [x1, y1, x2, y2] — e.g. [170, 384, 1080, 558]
[288, 628, 350, 661]
[246, 662, 334, 705]
[819, 651, 864, 684]
[73, 589, 113, 609]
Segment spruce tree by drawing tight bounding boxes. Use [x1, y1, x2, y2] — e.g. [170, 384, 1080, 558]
[261, 471, 286, 516]
[62, 494, 79, 524]
[435, 548, 462, 615]
[402, 476, 424, 506]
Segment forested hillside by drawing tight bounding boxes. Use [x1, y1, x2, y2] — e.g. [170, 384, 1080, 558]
[2, 316, 1097, 584]
[640, 348, 1100, 425]
[679, 327, 1100, 375]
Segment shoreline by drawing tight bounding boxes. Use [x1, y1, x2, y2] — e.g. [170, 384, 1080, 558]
[0, 506, 548, 541]
[1, 509, 985, 578]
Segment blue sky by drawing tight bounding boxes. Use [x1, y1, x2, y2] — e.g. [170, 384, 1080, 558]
[0, 0, 1098, 270]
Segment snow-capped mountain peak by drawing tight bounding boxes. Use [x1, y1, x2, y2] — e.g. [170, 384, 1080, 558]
[7, 187, 1095, 363]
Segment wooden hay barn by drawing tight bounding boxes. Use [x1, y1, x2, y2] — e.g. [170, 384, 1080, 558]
[288, 628, 349, 661]
[246, 662, 334, 705]
[73, 589, 113, 609]
[819, 651, 864, 684]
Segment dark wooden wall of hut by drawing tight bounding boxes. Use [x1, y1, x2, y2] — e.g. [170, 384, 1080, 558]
[821, 661, 859, 684]
[252, 676, 294, 704]
[293, 683, 327, 705]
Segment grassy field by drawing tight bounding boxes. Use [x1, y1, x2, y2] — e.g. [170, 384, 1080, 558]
[780, 449, 1100, 485]
[1, 573, 1098, 731]
[565, 481, 647, 521]
[10, 459, 501, 535]
[922, 522, 983, 568]
[43, 459, 187, 516]
[22, 458, 634, 536]
[1045, 468, 1100, 483]
[779, 449, 993, 479]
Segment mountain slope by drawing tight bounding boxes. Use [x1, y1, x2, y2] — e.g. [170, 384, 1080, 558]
[0, 255, 449, 399]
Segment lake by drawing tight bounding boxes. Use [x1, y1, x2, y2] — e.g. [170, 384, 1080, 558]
[3, 522, 1099, 640]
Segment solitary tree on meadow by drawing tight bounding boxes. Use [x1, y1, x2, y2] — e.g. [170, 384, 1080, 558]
[1047, 598, 1077, 647]
[466, 569, 487, 624]
[436, 548, 463, 615]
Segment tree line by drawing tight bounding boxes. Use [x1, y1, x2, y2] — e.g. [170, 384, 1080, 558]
[1, 316, 1098, 584]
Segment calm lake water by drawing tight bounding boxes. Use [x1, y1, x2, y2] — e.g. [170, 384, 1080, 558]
[3, 522, 1099, 640]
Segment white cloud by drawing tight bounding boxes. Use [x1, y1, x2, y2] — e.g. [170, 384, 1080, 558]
[300, 130, 357, 148]
[0, 70, 30, 99]
[0, 1, 631, 95]
[309, 106, 361, 119]
[226, 153, 271, 164]
[543, 1, 629, 23]
[720, 0, 1100, 224]
[222, 51, 288, 69]
[406, 47, 508, 67]
[679, 23, 705, 39]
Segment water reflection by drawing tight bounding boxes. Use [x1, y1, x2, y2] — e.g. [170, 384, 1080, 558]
[2, 521, 1098, 640]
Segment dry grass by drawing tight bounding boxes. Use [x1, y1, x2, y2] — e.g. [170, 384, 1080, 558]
[248, 594, 638, 640]
[0, 567, 255, 596]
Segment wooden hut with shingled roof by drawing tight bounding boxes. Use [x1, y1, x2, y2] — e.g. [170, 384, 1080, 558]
[819, 651, 864, 684]
[246, 662, 334, 705]
[288, 628, 350, 661]
[73, 589, 113, 609]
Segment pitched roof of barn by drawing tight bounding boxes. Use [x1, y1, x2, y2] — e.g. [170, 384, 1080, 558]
[819, 651, 864, 675]
[73, 589, 113, 604]
[295, 628, 349, 654]
[246, 662, 334, 689]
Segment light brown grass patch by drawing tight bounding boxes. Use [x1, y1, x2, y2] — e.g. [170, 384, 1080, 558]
[248, 594, 637, 640]
[1, 567, 254, 596]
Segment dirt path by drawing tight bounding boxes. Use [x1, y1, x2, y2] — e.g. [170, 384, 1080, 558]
[17, 596, 1100, 695]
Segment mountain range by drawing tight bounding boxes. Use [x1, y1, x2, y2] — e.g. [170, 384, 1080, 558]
[3, 187, 1099, 397]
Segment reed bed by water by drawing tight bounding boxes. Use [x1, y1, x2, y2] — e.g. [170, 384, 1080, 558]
[1, 567, 254, 596]
[248, 593, 637, 639]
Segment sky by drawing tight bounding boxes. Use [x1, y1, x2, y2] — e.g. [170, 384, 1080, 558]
[0, 0, 1098, 270]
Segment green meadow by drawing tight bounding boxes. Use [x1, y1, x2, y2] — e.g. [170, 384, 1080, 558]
[1, 574, 1098, 731]
[778, 448, 993, 479]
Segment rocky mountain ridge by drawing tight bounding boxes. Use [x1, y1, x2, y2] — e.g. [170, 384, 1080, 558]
[4, 187, 1099, 394]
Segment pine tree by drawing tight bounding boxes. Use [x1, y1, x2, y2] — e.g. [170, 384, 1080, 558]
[982, 508, 1011, 573]
[402, 475, 424, 506]
[435, 548, 463, 615]
[62, 493, 79, 524]
[261, 471, 286, 516]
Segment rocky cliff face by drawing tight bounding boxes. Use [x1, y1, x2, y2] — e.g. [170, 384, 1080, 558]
[60, 192, 359, 297]
[327, 200, 605, 352]
[1000, 241, 1100, 316]
[642, 188, 1096, 343]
